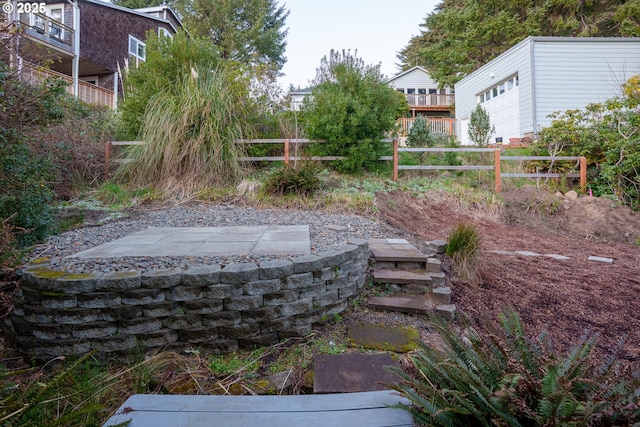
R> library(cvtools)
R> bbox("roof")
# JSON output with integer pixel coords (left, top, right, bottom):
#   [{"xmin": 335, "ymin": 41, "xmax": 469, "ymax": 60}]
[
  {"xmin": 86, "ymin": 0, "xmax": 182, "ymax": 33},
  {"xmin": 134, "ymin": 5, "xmax": 184, "ymax": 30},
  {"xmin": 386, "ymin": 66, "xmax": 431, "ymax": 84}
]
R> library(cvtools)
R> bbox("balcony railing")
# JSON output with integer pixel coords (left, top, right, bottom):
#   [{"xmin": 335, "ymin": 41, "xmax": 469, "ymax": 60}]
[
  {"xmin": 397, "ymin": 117, "xmax": 456, "ymax": 137},
  {"xmin": 20, "ymin": 65, "xmax": 115, "ymax": 109},
  {"xmin": 19, "ymin": 12, "xmax": 74, "ymax": 53},
  {"xmin": 405, "ymin": 93, "xmax": 454, "ymax": 109}
]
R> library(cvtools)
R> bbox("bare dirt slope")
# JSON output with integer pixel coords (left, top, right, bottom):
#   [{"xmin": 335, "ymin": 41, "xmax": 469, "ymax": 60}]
[{"xmin": 376, "ymin": 187, "xmax": 640, "ymax": 366}]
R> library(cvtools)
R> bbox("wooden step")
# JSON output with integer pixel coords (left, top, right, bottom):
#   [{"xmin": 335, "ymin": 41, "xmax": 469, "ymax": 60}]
[
  {"xmin": 373, "ymin": 269, "xmax": 432, "ymax": 285},
  {"xmin": 369, "ymin": 238, "xmax": 428, "ymax": 264},
  {"xmin": 368, "ymin": 294, "xmax": 455, "ymax": 320},
  {"xmin": 368, "ymin": 294, "xmax": 434, "ymax": 315}
]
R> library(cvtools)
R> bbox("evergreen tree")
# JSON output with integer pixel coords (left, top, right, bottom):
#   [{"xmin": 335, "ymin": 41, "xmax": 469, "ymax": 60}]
[{"xmin": 468, "ymin": 104, "xmax": 495, "ymax": 147}]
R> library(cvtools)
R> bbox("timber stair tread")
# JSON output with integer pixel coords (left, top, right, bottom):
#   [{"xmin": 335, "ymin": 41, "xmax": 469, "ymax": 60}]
[
  {"xmin": 367, "ymin": 238, "xmax": 455, "ymax": 321},
  {"xmin": 373, "ymin": 269, "xmax": 432, "ymax": 285}
]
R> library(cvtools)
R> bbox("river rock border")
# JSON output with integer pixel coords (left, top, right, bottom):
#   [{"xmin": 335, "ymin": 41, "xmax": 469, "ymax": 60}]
[{"xmin": 4, "ymin": 239, "xmax": 370, "ymax": 359}]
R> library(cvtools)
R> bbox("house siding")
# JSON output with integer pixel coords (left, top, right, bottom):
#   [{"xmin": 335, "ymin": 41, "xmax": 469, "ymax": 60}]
[
  {"xmin": 79, "ymin": 1, "xmax": 173, "ymax": 75},
  {"xmin": 388, "ymin": 68, "xmax": 447, "ymax": 93},
  {"xmin": 532, "ymin": 39, "xmax": 640, "ymax": 130},
  {"xmin": 455, "ymin": 38, "xmax": 532, "ymax": 144},
  {"xmin": 456, "ymin": 37, "xmax": 640, "ymax": 144}
]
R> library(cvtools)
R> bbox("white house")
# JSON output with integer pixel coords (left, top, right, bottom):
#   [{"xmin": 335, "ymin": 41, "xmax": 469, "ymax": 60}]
[
  {"xmin": 288, "ymin": 87, "xmax": 312, "ymax": 111},
  {"xmin": 454, "ymin": 37, "xmax": 640, "ymax": 145}
]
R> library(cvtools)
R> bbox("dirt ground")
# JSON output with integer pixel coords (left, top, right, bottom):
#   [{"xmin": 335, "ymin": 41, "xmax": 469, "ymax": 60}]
[{"xmin": 375, "ymin": 186, "xmax": 640, "ymax": 367}]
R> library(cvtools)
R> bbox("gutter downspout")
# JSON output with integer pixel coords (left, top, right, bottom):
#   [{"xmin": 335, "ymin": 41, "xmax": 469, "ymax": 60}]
[
  {"xmin": 70, "ymin": 0, "xmax": 80, "ymax": 98},
  {"xmin": 528, "ymin": 38, "xmax": 537, "ymax": 140}
]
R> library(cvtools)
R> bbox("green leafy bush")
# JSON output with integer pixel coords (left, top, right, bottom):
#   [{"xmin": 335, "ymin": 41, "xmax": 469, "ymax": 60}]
[
  {"xmin": 539, "ymin": 74, "xmax": 640, "ymax": 209},
  {"xmin": 302, "ymin": 50, "xmax": 407, "ymax": 173},
  {"xmin": 0, "ymin": 133, "xmax": 54, "ymax": 246},
  {"xmin": 446, "ymin": 223, "xmax": 481, "ymax": 285},
  {"xmin": 392, "ymin": 308, "xmax": 640, "ymax": 427},
  {"xmin": 263, "ymin": 162, "xmax": 322, "ymax": 196},
  {"xmin": 407, "ymin": 116, "xmax": 435, "ymax": 148}
]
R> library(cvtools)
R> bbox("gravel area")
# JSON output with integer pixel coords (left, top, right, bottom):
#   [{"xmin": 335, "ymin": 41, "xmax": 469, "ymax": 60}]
[{"xmin": 29, "ymin": 204, "xmax": 408, "ymax": 274}]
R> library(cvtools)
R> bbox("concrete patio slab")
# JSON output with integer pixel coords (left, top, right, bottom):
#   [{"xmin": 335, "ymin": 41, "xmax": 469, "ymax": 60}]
[{"xmin": 68, "ymin": 225, "xmax": 311, "ymax": 259}]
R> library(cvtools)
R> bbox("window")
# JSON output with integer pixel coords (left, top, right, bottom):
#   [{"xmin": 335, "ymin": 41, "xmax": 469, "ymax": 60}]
[
  {"xmin": 128, "ymin": 35, "xmax": 146, "ymax": 66},
  {"xmin": 406, "ymin": 88, "xmax": 415, "ymax": 94},
  {"xmin": 499, "ymin": 83, "xmax": 505, "ymax": 94},
  {"xmin": 485, "ymin": 90, "xmax": 491, "ymax": 101},
  {"xmin": 478, "ymin": 93, "xmax": 485, "ymax": 103},
  {"xmin": 396, "ymin": 88, "xmax": 405, "ymax": 94},
  {"xmin": 428, "ymin": 88, "xmax": 437, "ymax": 94},
  {"xmin": 158, "ymin": 27, "xmax": 172, "ymax": 38},
  {"xmin": 507, "ymin": 79, "xmax": 514, "ymax": 90},
  {"xmin": 418, "ymin": 88, "xmax": 427, "ymax": 95},
  {"xmin": 515, "ymin": 75, "xmax": 519, "ymax": 86},
  {"xmin": 492, "ymin": 87, "xmax": 498, "ymax": 97}
]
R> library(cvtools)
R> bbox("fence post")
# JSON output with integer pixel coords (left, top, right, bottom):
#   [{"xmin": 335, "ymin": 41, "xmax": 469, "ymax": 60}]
[
  {"xmin": 494, "ymin": 148, "xmax": 501, "ymax": 193},
  {"xmin": 105, "ymin": 141, "xmax": 112, "ymax": 177},
  {"xmin": 393, "ymin": 138, "xmax": 399, "ymax": 182},
  {"xmin": 284, "ymin": 139, "xmax": 290, "ymax": 165},
  {"xmin": 579, "ymin": 156, "xmax": 587, "ymax": 193}
]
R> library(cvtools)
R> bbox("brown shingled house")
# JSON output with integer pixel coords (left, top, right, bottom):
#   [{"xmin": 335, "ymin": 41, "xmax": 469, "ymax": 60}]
[{"xmin": 4, "ymin": 0, "xmax": 182, "ymax": 108}]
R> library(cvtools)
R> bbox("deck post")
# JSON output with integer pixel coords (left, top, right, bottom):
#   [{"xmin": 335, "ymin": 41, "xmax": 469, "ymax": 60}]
[
  {"xmin": 105, "ymin": 141, "xmax": 112, "ymax": 177},
  {"xmin": 494, "ymin": 148, "xmax": 501, "ymax": 193},
  {"xmin": 392, "ymin": 138, "xmax": 399, "ymax": 182},
  {"xmin": 284, "ymin": 139, "xmax": 290, "ymax": 165},
  {"xmin": 579, "ymin": 156, "xmax": 587, "ymax": 193}
]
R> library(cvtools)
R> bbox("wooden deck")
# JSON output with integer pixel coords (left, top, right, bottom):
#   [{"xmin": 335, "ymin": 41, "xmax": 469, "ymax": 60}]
[{"xmin": 103, "ymin": 390, "xmax": 414, "ymax": 427}]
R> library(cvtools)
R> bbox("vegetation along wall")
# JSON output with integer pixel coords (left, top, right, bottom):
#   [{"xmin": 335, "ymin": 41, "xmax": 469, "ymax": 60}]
[{"xmin": 5, "ymin": 240, "xmax": 370, "ymax": 359}]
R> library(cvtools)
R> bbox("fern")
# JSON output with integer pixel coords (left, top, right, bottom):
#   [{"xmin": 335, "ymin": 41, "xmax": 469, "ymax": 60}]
[{"xmin": 391, "ymin": 308, "xmax": 640, "ymax": 426}]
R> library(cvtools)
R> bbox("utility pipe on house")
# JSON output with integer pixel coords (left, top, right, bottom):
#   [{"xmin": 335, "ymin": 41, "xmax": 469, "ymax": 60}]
[{"xmin": 69, "ymin": 0, "xmax": 80, "ymax": 98}]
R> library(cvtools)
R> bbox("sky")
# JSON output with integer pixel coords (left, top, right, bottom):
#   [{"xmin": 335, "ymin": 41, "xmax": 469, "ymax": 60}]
[{"xmin": 278, "ymin": 0, "xmax": 440, "ymax": 90}]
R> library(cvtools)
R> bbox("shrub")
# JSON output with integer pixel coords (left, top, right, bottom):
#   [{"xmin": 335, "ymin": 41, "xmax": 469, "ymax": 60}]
[
  {"xmin": 391, "ymin": 308, "xmax": 640, "ymax": 427},
  {"xmin": 446, "ymin": 223, "xmax": 481, "ymax": 285},
  {"xmin": 263, "ymin": 162, "xmax": 322, "ymax": 196},
  {"xmin": 302, "ymin": 50, "xmax": 407, "ymax": 173},
  {"xmin": 407, "ymin": 116, "xmax": 435, "ymax": 148},
  {"xmin": 0, "ymin": 134, "xmax": 54, "ymax": 246},
  {"xmin": 468, "ymin": 104, "xmax": 495, "ymax": 147}
]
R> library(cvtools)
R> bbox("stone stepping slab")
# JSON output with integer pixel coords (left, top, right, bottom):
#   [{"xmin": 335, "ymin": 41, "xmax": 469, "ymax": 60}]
[
  {"xmin": 373, "ymin": 269, "xmax": 432, "ymax": 286},
  {"xmin": 368, "ymin": 294, "xmax": 456, "ymax": 321},
  {"xmin": 368, "ymin": 238, "xmax": 428, "ymax": 263},
  {"xmin": 368, "ymin": 294, "xmax": 434, "ymax": 316},
  {"xmin": 347, "ymin": 323, "xmax": 419, "ymax": 353},
  {"xmin": 313, "ymin": 353, "xmax": 401, "ymax": 394}
]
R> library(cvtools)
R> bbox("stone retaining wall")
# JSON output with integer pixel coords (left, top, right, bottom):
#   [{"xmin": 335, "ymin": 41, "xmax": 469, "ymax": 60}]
[{"xmin": 4, "ymin": 239, "xmax": 370, "ymax": 359}]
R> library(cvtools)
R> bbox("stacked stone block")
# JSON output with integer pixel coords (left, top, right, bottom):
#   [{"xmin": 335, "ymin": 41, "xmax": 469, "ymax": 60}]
[{"xmin": 5, "ymin": 240, "xmax": 370, "ymax": 359}]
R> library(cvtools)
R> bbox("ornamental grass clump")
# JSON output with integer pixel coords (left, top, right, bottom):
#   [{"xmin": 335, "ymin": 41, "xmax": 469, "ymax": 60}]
[
  {"xmin": 446, "ymin": 223, "xmax": 481, "ymax": 285},
  {"xmin": 391, "ymin": 308, "xmax": 640, "ymax": 427},
  {"xmin": 117, "ymin": 65, "xmax": 251, "ymax": 198}
]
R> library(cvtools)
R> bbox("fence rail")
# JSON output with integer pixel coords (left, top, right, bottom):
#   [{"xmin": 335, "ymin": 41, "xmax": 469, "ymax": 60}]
[
  {"xmin": 106, "ymin": 139, "xmax": 587, "ymax": 193},
  {"xmin": 391, "ymin": 140, "xmax": 587, "ymax": 193}
]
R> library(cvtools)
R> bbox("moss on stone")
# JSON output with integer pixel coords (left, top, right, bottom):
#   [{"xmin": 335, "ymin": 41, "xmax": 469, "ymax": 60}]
[
  {"xmin": 63, "ymin": 273, "xmax": 96, "ymax": 280},
  {"xmin": 28, "ymin": 257, "xmax": 50, "ymax": 265},
  {"xmin": 32, "ymin": 269, "xmax": 69, "ymax": 279},
  {"xmin": 40, "ymin": 291, "xmax": 67, "ymax": 297}
]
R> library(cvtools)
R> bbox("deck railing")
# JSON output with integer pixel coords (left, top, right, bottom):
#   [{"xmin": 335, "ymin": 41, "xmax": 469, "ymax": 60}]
[
  {"xmin": 405, "ymin": 93, "xmax": 454, "ymax": 108},
  {"xmin": 397, "ymin": 117, "xmax": 456, "ymax": 137},
  {"xmin": 20, "ymin": 65, "xmax": 115, "ymax": 109}
]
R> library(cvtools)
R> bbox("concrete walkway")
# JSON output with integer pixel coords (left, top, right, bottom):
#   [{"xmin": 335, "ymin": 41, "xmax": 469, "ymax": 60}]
[{"xmin": 68, "ymin": 225, "xmax": 311, "ymax": 258}]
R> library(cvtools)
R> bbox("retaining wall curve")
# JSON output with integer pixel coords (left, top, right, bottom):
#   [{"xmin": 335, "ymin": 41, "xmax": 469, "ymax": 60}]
[{"xmin": 4, "ymin": 239, "xmax": 370, "ymax": 359}]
